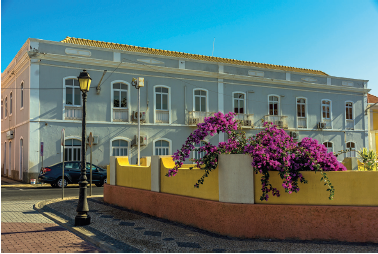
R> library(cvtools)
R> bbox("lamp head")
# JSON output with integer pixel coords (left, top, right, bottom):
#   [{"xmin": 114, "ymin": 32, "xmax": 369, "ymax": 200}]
[{"xmin": 77, "ymin": 70, "xmax": 92, "ymax": 92}]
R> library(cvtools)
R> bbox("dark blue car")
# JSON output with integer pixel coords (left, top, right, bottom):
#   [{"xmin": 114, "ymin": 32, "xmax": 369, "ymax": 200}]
[{"xmin": 38, "ymin": 161, "xmax": 107, "ymax": 188}]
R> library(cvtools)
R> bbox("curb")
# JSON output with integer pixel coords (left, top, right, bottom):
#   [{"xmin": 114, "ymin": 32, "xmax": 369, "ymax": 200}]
[
  {"xmin": 34, "ymin": 197, "xmax": 123, "ymax": 253},
  {"xmin": 2, "ymin": 184, "xmax": 80, "ymax": 188}
]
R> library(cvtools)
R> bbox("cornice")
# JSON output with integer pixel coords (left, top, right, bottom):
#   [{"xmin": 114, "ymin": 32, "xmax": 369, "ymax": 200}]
[
  {"xmin": 1, "ymin": 52, "xmax": 29, "ymax": 89},
  {"xmin": 40, "ymin": 53, "xmax": 369, "ymax": 94}
]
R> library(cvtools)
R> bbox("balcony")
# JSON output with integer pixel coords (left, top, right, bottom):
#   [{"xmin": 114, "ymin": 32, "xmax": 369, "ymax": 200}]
[
  {"xmin": 297, "ymin": 117, "xmax": 307, "ymax": 128},
  {"xmin": 346, "ymin": 120, "xmax": 354, "ymax": 130},
  {"xmin": 234, "ymin": 113, "xmax": 254, "ymax": 128},
  {"xmin": 156, "ymin": 110, "xmax": 169, "ymax": 123},
  {"xmin": 264, "ymin": 115, "xmax": 288, "ymax": 129},
  {"xmin": 188, "ymin": 111, "xmax": 215, "ymax": 125},
  {"xmin": 113, "ymin": 108, "xmax": 129, "ymax": 122},
  {"xmin": 323, "ymin": 119, "xmax": 332, "ymax": 129},
  {"xmin": 65, "ymin": 106, "xmax": 82, "ymax": 120}
]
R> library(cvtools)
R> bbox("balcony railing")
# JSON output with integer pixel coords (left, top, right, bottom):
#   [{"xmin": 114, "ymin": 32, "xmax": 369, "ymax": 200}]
[
  {"xmin": 346, "ymin": 120, "xmax": 354, "ymax": 130},
  {"xmin": 156, "ymin": 110, "xmax": 169, "ymax": 123},
  {"xmin": 323, "ymin": 119, "xmax": 332, "ymax": 129},
  {"xmin": 65, "ymin": 106, "xmax": 82, "ymax": 120},
  {"xmin": 234, "ymin": 113, "xmax": 254, "ymax": 128},
  {"xmin": 188, "ymin": 111, "xmax": 215, "ymax": 125},
  {"xmin": 264, "ymin": 115, "xmax": 288, "ymax": 129},
  {"xmin": 113, "ymin": 108, "xmax": 129, "ymax": 122},
  {"xmin": 297, "ymin": 117, "xmax": 307, "ymax": 128}
]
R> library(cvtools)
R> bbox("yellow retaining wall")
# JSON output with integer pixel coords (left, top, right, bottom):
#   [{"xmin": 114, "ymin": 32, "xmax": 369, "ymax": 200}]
[
  {"xmin": 116, "ymin": 157, "xmax": 151, "ymax": 190},
  {"xmin": 254, "ymin": 171, "xmax": 378, "ymax": 206},
  {"xmin": 160, "ymin": 157, "xmax": 219, "ymax": 201}
]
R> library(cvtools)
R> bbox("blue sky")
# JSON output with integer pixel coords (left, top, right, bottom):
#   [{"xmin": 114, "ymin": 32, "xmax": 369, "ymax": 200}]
[{"xmin": 2, "ymin": 0, "xmax": 378, "ymax": 95}]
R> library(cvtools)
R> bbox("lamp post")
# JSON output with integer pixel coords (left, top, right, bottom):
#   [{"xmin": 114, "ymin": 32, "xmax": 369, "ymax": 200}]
[
  {"xmin": 131, "ymin": 77, "xmax": 144, "ymax": 166},
  {"xmin": 75, "ymin": 69, "xmax": 92, "ymax": 226}
]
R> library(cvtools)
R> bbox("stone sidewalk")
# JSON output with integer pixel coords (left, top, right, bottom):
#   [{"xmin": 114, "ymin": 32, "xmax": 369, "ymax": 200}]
[{"xmin": 1, "ymin": 200, "xmax": 105, "ymax": 253}]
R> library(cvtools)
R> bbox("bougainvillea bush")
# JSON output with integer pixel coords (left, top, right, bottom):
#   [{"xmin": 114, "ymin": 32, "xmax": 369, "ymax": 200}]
[{"xmin": 167, "ymin": 112, "xmax": 347, "ymax": 201}]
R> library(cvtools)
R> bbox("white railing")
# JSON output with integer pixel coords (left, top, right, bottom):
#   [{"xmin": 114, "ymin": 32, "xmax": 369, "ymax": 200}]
[
  {"xmin": 65, "ymin": 106, "xmax": 82, "ymax": 120},
  {"xmin": 156, "ymin": 110, "xmax": 169, "ymax": 123},
  {"xmin": 346, "ymin": 120, "xmax": 354, "ymax": 130},
  {"xmin": 297, "ymin": 117, "xmax": 307, "ymax": 128},
  {"xmin": 264, "ymin": 115, "xmax": 288, "ymax": 128},
  {"xmin": 324, "ymin": 119, "xmax": 332, "ymax": 129},
  {"xmin": 234, "ymin": 113, "xmax": 254, "ymax": 127},
  {"xmin": 188, "ymin": 111, "xmax": 215, "ymax": 125},
  {"xmin": 113, "ymin": 108, "xmax": 129, "ymax": 122}
]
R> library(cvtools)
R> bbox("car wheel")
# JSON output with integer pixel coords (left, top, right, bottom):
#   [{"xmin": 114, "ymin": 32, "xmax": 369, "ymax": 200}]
[{"xmin": 57, "ymin": 177, "xmax": 68, "ymax": 188}]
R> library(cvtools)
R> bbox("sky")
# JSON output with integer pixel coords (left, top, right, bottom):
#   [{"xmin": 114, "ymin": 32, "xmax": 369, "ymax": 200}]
[{"xmin": 2, "ymin": 0, "xmax": 378, "ymax": 95}]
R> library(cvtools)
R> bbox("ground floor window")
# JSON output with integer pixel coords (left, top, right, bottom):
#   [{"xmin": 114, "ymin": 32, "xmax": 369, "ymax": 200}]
[
  {"xmin": 155, "ymin": 140, "xmax": 170, "ymax": 155},
  {"xmin": 346, "ymin": 142, "xmax": 356, "ymax": 157},
  {"xmin": 64, "ymin": 139, "xmax": 81, "ymax": 161},
  {"xmin": 112, "ymin": 140, "xmax": 128, "ymax": 156},
  {"xmin": 323, "ymin": 142, "xmax": 333, "ymax": 154}
]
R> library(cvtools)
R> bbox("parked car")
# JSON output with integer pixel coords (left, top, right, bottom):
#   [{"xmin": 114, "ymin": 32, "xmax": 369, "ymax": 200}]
[{"xmin": 38, "ymin": 161, "xmax": 107, "ymax": 188}]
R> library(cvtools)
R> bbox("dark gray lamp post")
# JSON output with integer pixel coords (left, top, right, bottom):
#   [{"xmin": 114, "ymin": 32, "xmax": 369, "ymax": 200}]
[{"xmin": 75, "ymin": 69, "xmax": 92, "ymax": 226}]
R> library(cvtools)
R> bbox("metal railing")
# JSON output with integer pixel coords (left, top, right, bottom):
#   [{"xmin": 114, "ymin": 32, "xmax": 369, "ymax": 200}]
[
  {"xmin": 264, "ymin": 115, "xmax": 288, "ymax": 128},
  {"xmin": 156, "ymin": 110, "xmax": 169, "ymax": 123},
  {"xmin": 188, "ymin": 111, "xmax": 215, "ymax": 125},
  {"xmin": 65, "ymin": 106, "xmax": 82, "ymax": 120},
  {"xmin": 113, "ymin": 108, "xmax": 129, "ymax": 122},
  {"xmin": 297, "ymin": 117, "xmax": 307, "ymax": 128},
  {"xmin": 234, "ymin": 113, "xmax": 254, "ymax": 127}
]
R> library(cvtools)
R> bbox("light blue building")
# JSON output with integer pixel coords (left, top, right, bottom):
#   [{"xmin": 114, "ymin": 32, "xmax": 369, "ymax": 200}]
[{"xmin": 1, "ymin": 36, "xmax": 370, "ymax": 182}]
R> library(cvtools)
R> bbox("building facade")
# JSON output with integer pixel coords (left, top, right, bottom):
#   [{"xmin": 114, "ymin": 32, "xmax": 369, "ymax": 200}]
[{"xmin": 1, "ymin": 37, "xmax": 370, "ymax": 182}]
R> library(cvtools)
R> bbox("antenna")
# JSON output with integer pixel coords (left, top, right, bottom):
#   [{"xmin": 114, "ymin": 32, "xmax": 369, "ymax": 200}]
[{"xmin": 212, "ymin": 38, "xmax": 215, "ymax": 57}]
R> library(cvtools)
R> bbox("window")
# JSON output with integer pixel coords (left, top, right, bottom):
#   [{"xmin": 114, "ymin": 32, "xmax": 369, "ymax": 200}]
[
  {"xmin": 64, "ymin": 139, "xmax": 81, "ymax": 161},
  {"xmin": 9, "ymin": 92, "xmax": 12, "ymax": 115},
  {"xmin": 5, "ymin": 97, "xmax": 7, "ymax": 118},
  {"xmin": 19, "ymin": 138, "xmax": 23, "ymax": 176},
  {"xmin": 3, "ymin": 142, "xmax": 6, "ymax": 175},
  {"xmin": 269, "ymin": 96, "xmax": 279, "ymax": 116},
  {"xmin": 296, "ymin": 98, "xmax": 307, "ymax": 128},
  {"xmin": 322, "ymin": 100, "xmax": 331, "ymax": 119},
  {"xmin": 346, "ymin": 142, "xmax": 356, "ymax": 157},
  {"xmin": 194, "ymin": 90, "xmax": 207, "ymax": 112},
  {"xmin": 233, "ymin": 93, "xmax": 245, "ymax": 114},
  {"xmin": 154, "ymin": 140, "xmax": 170, "ymax": 155},
  {"xmin": 65, "ymin": 79, "xmax": 81, "ymax": 106},
  {"xmin": 20, "ymin": 82, "xmax": 24, "ymax": 108},
  {"xmin": 1, "ymin": 100, "xmax": 3, "ymax": 119},
  {"xmin": 113, "ymin": 83, "xmax": 128, "ymax": 108},
  {"xmin": 323, "ymin": 142, "xmax": 333, "ymax": 154},
  {"xmin": 345, "ymin": 102, "xmax": 354, "ymax": 130},
  {"xmin": 112, "ymin": 140, "xmax": 128, "ymax": 156},
  {"xmin": 155, "ymin": 86, "xmax": 170, "ymax": 123},
  {"xmin": 193, "ymin": 141, "xmax": 207, "ymax": 161}
]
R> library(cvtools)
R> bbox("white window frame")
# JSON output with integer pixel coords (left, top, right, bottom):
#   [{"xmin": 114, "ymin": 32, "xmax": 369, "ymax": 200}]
[
  {"xmin": 153, "ymin": 85, "xmax": 171, "ymax": 124},
  {"xmin": 323, "ymin": 141, "xmax": 333, "ymax": 154},
  {"xmin": 111, "ymin": 80, "xmax": 130, "ymax": 122},
  {"xmin": 61, "ymin": 136, "xmax": 82, "ymax": 162},
  {"xmin": 321, "ymin": 99, "xmax": 332, "ymax": 129},
  {"xmin": 345, "ymin": 100, "xmax": 355, "ymax": 130},
  {"xmin": 9, "ymin": 92, "xmax": 12, "ymax": 116},
  {"xmin": 296, "ymin": 97, "xmax": 308, "ymax": 129},
  {"xmin": 109, "ymin": 137, "xmax": 131, "ymax": 157},
  {"xmin": 63, "ymin": 76, "xmax": 82, "ymax": 120},
  {"xmin": 20, "ymin": 81, "xmax": 24, "ymax": 110},
  {"xmin": 193, "ymin": 140, "xmax": 208, "ymax": 162},
  {"xmin": 268, "ymin": 94, "xmax": 280, "ymax": 116},
  {"xmin": 153, "ymin": 138, "xmax": 172, "ymax": 155},
  {"xmin": 232, "ymin": 91, "xmax": 246, "ymax": 114},
  {"xmin": 193, "ymin": 88, "xmax": 209, "ymax": 112},
  {"xmin": 346, "ymin": 141, "xmax": 356, "ymax": 158}
]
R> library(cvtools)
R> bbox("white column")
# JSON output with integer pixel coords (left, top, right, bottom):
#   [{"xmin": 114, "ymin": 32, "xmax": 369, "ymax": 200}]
[
  {"xmin": 29, "ymin": 60, "xmax": 40, "ymax": 175},
  {"xmin": 363, "ymin": 94, "xmax": 369, "ymax": 149}
]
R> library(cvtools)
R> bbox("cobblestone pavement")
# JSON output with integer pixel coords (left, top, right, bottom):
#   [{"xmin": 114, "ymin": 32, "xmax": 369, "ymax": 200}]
[
  {"xmin": 40, "ymin": 197, "xmax": 378, "ymax": 253},
  {"xmin": 1, "ymin": 200, "xmax": 105, "ymax": 253}
]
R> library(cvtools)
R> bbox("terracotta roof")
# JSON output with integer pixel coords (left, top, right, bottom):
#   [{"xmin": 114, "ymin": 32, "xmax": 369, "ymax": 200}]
[
  {"xmin": 61, "ymin": 36, "xmax": 328, "ymax": 76},
  {"xmin": 368, "ymin": 93, "xmax": 378, "ymax": 104}
]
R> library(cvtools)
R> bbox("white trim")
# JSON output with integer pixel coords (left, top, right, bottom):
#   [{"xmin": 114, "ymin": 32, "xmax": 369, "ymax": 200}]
[
  {"xmin": 153, "ymin": 138, "xmax": 172, "ymax": 155},
  {"xmin": 322, "ymin": 141, "xmax": 334, "ymax": 154},
  {"xmin": 232, "ymin": 91, "xmax": 246, "ymax": 114},
  {"xmin": 20, "ymin": 81, "xmax": 24, "ymax": 110},
  {"xmin": 345, "ymin": 141, "xmax": 356, "ymax": 158},
  {"xmin": 321, "ymin": 99, "xmax": 333, "ymax": 129},
  {"xmin": 345, "ymin": 100, "xmax": 355, "ymax": 130},
  {"xmin": 62, "ymin": 76, "xmax": 80, "ymax": 120},
  {"xmin": 218, "ymin": 79, "xmax": 224, "ymax": 113},
  {"xmin": 153, "ymin": 85, "xmax": 171, "ymax": 124},
  {"xmin": 9, "ymin": 92, "xmax": 13, "ymax": 116},
  {"xmin": 192, "ymin": 140, "xmax": 208, "ymax": 161},
  {"xmin": 4, "ymin": 96, "xmax": 8, "ymax": 119},
  {"xmin": 109, "ymin": 137, "xmax": 132, "ymax": 157},
  {"xmin": 110, "ymin": 80, "xmax": 131, "ymax": 123},
  {"xmin": 1, "ymin": 99, "xmax": 3, "ymax": 120},
  {"xmin": 296, "ymin": 97, "xmax": 308, "ymax": 129},
  {"xmin": 60, "ymin": 136, "xmax": 81, "ymax": 162},
  {"xmin": 193, "ymin": 88, "xmax": 209, "ymax": 112},
  {"xmin": 268, "ymin": 94, "xmax": 280, "ymax": 116}
]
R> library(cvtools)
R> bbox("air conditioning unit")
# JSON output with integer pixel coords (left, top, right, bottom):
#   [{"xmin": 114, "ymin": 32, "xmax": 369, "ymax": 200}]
[
  {"xmin": 276, "ymin": 121, "xmax": 284, "ymax": 128},
  {"xmin": 189, "ymin": 118, "xmax": 199, "ymax": 125},
  {"xmin": 86, "ymin": 135, "xmax": 99, "ymax": 145},
  {"xmin": 134, "ymin": 135, "xmax": 147, "ymax": 146},
  {"xmin": 318, "ymin": 122, "xmax": 326, "ymax": 129},
  {"xmin": 290, "ymin": 131, "xmax": 299, "ymax": 140},
  {"xmin": 132, "ymin": 111, "xmax": 146, "ymax": 122},
  {"xmin": 244, "ymin": 120, "xmax": 253, "ymax": 127},
  {"xmin": 6, "ymin": 130, "xmax": 14, "ymax": 140}
]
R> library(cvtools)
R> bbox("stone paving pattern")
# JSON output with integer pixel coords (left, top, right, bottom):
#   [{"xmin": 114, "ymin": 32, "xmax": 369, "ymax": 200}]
[
  {"xmin": 1, "ymin": 200, "xmax": 104, "ymax": 253},
  {"xmin": 45, "ymin": 197, "xmax": 378, "ymax": 253}
]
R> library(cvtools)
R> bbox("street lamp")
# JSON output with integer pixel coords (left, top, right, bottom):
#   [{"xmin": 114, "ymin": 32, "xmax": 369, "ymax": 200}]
[{"xmin": 75, "ymin": 69, "xmax": 92, "ymax": 226}]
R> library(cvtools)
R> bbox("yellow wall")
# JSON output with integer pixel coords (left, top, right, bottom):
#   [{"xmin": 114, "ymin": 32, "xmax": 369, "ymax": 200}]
[
  {"xmin": 254, "ymin": 171, "xmax": 378, "ymax": 206},
  {"xmin": 373, "ymin": 112, "xmax": 378, "ymax": 130},
  {"xmin": 160, "ymin": 157, "xmax": 219, "ymax": 201},
  {"xmin": 116, "ymin": 157, "xmax": 151, "ymax": 190}
]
